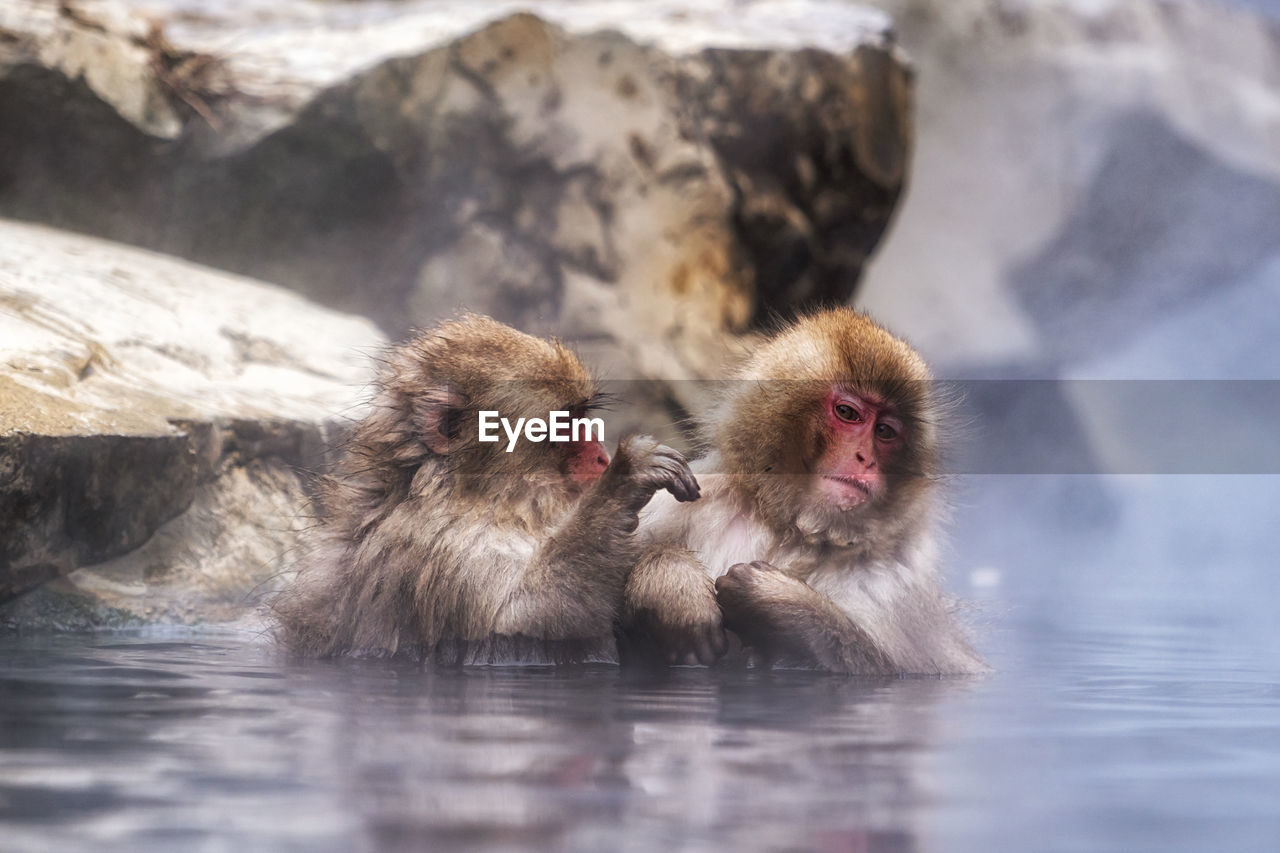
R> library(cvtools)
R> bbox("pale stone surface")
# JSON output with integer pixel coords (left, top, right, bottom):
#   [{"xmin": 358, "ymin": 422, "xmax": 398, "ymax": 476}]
[
  {"xmin": 0, "ymin": 220, "xmax": 382, "ymax": 434},
  {"xmin": 0, "ymin": 220, "xmax": 386, "ymax": 623},
  {"xmin": 0, "ymin": 0, "xmax": 185, "ymax": 138},
  {"xmin": 120, "ymin": 0, "xmax": 895, "ymax": 113},
  {"xmin": 859, "ymin": 0, "xmax": 1280, "ymax": 375}
]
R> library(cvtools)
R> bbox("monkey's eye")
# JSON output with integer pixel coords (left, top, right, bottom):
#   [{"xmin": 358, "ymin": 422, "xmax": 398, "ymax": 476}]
[
  {"xmin": 834, "ymin": 403, "xmax": 861, "ymax": 423},
  {"xmin": 875, "ymin": 422, "xmax": 899, "ymax": 441}
]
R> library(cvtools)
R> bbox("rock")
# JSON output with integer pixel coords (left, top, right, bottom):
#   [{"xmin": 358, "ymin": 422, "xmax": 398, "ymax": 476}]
[
  {"xmin": 0, "ymin": 0, "xmax": 185, "ymax": 139},
  {"xmin": 858, "ymin": 0, "xmax": 1280, "ymax": 376},
  {"xmin": 1008, "ymin": 110, "xmax": 1280, "ymax": 367},
  {"xmin": 0, "ymin": 1, "xmax": 912, "ymax": 406},
  {"xmin": 676, "ymin": 43, "xmax": 912, "ymax": 321},
  {"xmin": 0, "ymin": 219, "xmax": 386, "ymax": 627}
]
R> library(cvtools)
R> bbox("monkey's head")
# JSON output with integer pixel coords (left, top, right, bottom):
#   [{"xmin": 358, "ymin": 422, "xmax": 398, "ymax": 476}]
[
  {"xmin": 357, "ymin": 314, "xmax": 610, "ymax": 506},
  {"xmin": 712, "ymin": 308, "xmax": 939, "ymax": 552}
]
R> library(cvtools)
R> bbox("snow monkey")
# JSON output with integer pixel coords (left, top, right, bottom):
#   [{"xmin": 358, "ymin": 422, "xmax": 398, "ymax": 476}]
[
  {"xmin": 274, "ymin": 314, "xmax": 700, "ymax": 664},
  {"xmin": 619, "ymin": 308, "xmax": 986, "ymax": 675}
]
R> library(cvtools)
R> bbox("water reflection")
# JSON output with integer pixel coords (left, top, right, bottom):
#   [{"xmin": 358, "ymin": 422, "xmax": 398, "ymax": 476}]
[{"xmin": 0, "ymin": 636, "xmax": 972, "ymax": 852}]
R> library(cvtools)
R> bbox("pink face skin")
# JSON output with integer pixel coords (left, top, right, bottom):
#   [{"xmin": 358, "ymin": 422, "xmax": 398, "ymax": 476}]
[
  {"xmin": 557, "ymin": 403, "xmax": 611, "ymax": 485},
  {"xmin": 564, "ymin": 438, "xmax": 611, "ymax": 484},
  {"xmin": 812, "ymin": 387, "xmax": 904, "ymax": 510}
]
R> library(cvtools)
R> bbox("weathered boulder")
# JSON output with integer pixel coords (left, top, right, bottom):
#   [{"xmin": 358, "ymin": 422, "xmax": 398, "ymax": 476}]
[
  {"xmin": 0, "ymin": 219, "xmax": 385, "ymax": 628},
  {"xmin": 0, "ymin": 0, "xmax": 912, "ymax": 401},
  {"xmin": 861, "ymin": 0, "xmax": 1280, "ymax": 376}
]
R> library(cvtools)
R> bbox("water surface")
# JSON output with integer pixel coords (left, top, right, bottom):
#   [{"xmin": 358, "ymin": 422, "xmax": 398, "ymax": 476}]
[{"xmin": 2, "ymin": 475, "xmax": 1278, "ymax": 852}]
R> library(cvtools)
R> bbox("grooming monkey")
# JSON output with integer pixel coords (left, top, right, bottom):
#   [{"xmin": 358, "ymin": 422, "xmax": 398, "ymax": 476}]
[
  {"xmin": 274, "ymin": 314, "xmax": 699, "ymax": 664},
  {"xmin": 620, "ymin": 308, "xmax": 986, "ymax": 675}
]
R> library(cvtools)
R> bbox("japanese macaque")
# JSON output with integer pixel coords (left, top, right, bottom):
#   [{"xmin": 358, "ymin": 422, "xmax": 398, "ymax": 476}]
[
  {"xmin": 274, "ymin": 314, "xmax": 699, "ymax": 664},
  {"xmin": 620, "ymin": 308, "xmax": 986, "ymax": 675}
]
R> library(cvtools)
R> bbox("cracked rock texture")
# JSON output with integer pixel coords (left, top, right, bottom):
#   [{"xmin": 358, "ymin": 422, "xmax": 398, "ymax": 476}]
[
  {"xmin": 0, "ymin": 220, "xmax": 384, "ymax": 627},
  {"xmin": 0, "ymin": 0, "xmax": 911, "ymax": 390}
]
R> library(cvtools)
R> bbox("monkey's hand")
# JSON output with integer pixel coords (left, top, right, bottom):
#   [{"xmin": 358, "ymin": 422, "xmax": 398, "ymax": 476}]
[
  {"xmin": 542, "ymin": 438, "xmax": 699, "ymax": 591},
  {"xmin": 715, "ymin": 562, "xmax": 811, "ymax": 654},
  {"xmin": 620, "ymin": 547, "xmax": 727, "ymax": 666},
  {"xmin": 715, "ymin": 561, "xmax": 894, "ymax": 674},
  {"xmin": 605, "ymin": 435, "xmax": 701, "ymax": 511}
]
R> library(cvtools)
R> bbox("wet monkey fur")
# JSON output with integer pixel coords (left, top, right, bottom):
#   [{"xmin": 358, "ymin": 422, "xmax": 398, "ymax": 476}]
[
  {"xmin": 621, "ymin": 308, "xmax": 986, "ymax": 675},
  {"xmin": 274, "ymin": 314, "xmax": 699, "ymax": 664}
]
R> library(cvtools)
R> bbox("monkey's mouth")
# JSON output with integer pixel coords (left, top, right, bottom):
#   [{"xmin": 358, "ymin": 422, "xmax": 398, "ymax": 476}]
[
  {"xmin": 822, "ymin": 475, "xmax": 874, "ymax": 508},
  {"xmin": 824, "ymin": 475, "xmax": 871, "ymax": 494}
]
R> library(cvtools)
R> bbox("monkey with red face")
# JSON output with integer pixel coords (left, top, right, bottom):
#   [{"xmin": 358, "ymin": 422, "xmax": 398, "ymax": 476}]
[
  {"xmin": 275, "ymin": 314, "xmax": 699, "ymax": 664},
  {"xmin": 620, "ymin": 308, "xmax": 986, "ymax": 675}
]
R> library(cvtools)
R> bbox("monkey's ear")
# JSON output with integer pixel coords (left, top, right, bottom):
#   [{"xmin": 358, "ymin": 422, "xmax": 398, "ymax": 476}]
[{"xmin": 413, "ymin": 386, "xmax": 467, "ymax": 455}]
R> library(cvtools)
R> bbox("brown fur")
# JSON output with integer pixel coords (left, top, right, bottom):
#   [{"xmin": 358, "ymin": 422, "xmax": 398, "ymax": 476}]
[
  {"xmin": 620, "ymin": 547, "xmax": 726, "ymax": 666},
  {"xmin": 622, "ymin": 308, "xmax": 987, "ymax": 675},
  {"xmin": 273, "ymin": 314, "xmax": 698, "ymax": 664}
]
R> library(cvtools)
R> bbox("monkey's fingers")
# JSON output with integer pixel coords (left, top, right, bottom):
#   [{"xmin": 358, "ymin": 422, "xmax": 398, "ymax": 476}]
[
  {"xmin": 711, "ymin": 624, "xmax": 729, "ymax": 656},
  {"xmin": 650, "ymin": 614, "xmax": 725, "ymax": 666},
  {"xmin": 664, "ymin": 452, "xmax": 701, "ymax": 502},
  {"xmin": 697, "ymin": 624, "xmax": 729, "ymax": 664},
  {"xmin": 649, "ymin": 444, "xmax": 700, "ymax": 502},
  {"xmin": 667, "ymin": 464, "xmax": 701, "ymax": 502},
  {"xmin": 665, "ymin": 625, "xmax": 728, "ymax": 666},
  {"xmin": 715, "ymin": 564, "xmax": 774, "ymax": 634}
]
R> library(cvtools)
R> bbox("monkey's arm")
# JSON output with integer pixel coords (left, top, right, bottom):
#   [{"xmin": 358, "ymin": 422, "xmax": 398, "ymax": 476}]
[
  {"xmin": 714, "ymin": 561, "xmax": 895, "ymax": 675},
  {"xmin": 618, "ymin": 546, "xmax": 727, "ymax": 666},
  {"xmin": 498, "ymin": 436, "xmax": 699, "ymax": 638}
]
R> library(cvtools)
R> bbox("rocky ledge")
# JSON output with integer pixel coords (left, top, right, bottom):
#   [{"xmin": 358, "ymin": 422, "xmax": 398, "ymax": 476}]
[
  {"xmin": 0, "ymin": 220, "xmax": 384, "ymax": 628},
  {"xmin": 0, "ymin": 0, "xmax": 912, "ymax": 384}
]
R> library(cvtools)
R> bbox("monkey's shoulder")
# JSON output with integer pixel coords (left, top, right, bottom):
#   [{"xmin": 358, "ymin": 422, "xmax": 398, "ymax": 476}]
[{"xmin": 638, "ymin": 482, "xmax": 753, "ymax": 546}]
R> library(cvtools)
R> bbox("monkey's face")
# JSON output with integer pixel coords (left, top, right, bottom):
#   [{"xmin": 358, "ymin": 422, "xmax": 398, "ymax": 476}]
[
  {"xmin": 723, "ymin": 381, "xmax": 910, "ymax": 534},
  {"xmin": 713, "ymin": 308, "xmax": 938, "ymax": 549},
  {"xmin": 471, "ymin": 389, "xmax": 612, "ymax": 501},
  {"xmin": 808, "ymin": 387, "xmax": 904, "ymax": 512},
  {"xmin": 557, "ymin": 403, "xmax": 611, "ymax": 486}
]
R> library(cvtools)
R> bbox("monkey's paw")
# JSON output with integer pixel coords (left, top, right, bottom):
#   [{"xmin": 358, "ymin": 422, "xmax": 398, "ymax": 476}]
[
  {"xmin": 624, "ymin": 599, "xmax": 727, "ymax": 667},
  {"xmin": 613, "ymin": 435, "xmax": 700, "ymax": 504},
  {"xmin": 715, "ymin": 561, "xmax": 812, "ymax": 646}
]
